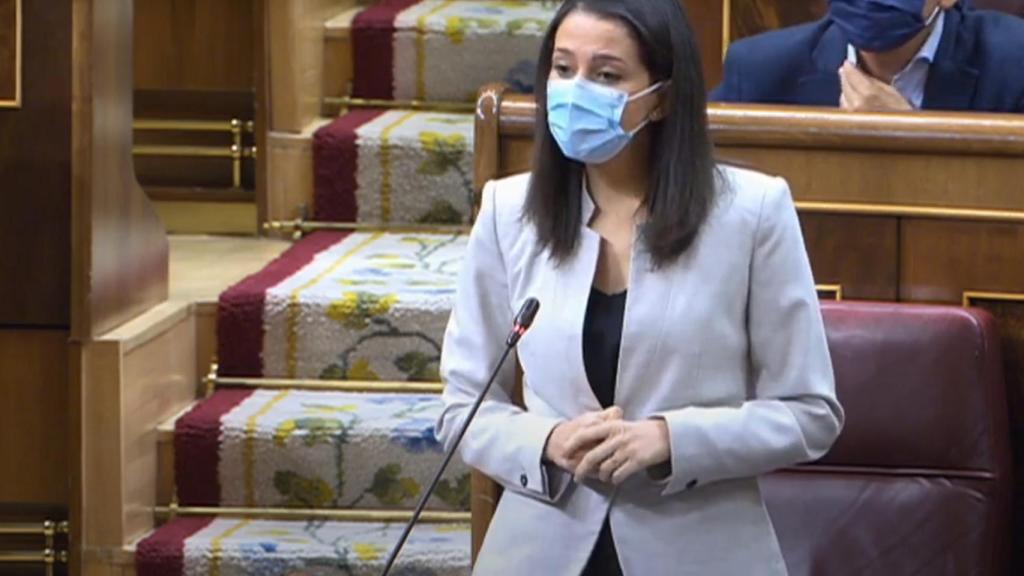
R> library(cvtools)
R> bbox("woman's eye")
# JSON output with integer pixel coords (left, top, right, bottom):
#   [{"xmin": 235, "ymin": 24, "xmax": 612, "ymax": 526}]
[
  {"xmin": 553, "ymin": 64, "xmax": 572, "ymax": 77},
  {"xmin": 596, "ymin": 71, "xmax": 622, "ymax": 84}
]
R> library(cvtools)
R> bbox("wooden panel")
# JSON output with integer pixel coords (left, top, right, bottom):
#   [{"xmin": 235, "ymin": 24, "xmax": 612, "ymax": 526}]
[
  {"xmin": 799, "ymin": 214, "xmax": 899, "ymax": 301},
  {"xmin": 730, "ymin": 0, "xmax": 825, "ymax": 44},
  {"xmin": 498, "ymin": 138, "xmax": 534, "ymax": 180},
  {"xmin": 134, "ymin": 0, "xmax": 254, "ymax": 92},
  {"xmin": 0, "ymin": 330, "xmax": 69, "ymax": 505},
  {"xmin": 709, "ymin": 105, "xmax": 1024, "ymax": 155},
  {"xmin": 79, "ymin": 303, "xmax": 197, "ymax": 548},
  {"xmin": 0, "ymin": 0, "xmax": 19, "ymax": 106},
  {"xmin": 718, "ymin": 148, "xmax": 1024, "ymax": 213},
  {"xmin": 900, "ymin": 219, "xmax": 1024, "ymax": 304},
  {"xmin": 71, "ymin": 0, "xmax": 168, "ymax": 339},
  {"xmin": 119, "ymin": 307, "xmax": 197, "ymax": 543},
  {"xmin": 154, "ymin": 200, "xmax": 257, "ymax": 235},
  {"xmin": 268, "ymin": 0, "xmax": 354, "ymax": 133},
  {"xmin": 266, "ymin": 128, "xmax": 317, "ymax": 222},
  {"xmin": 681, "ymin": 0, "xmax": 724, "ymax": 90},
  {"xmin": 0, "ymin": 0, "xmax": 71, "ymax": 326},
  {"xmin": 253, "ymin": 0, "xmax": 268, "ymax": 225}
]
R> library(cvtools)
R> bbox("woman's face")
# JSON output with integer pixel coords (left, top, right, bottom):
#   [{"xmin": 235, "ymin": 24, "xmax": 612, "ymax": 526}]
[{"xmin": 549, "ymin": 10, "xmax": 662, "ymax": 133}]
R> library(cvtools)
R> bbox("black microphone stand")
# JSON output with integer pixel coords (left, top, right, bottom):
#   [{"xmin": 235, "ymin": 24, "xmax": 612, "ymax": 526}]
[{"xmin": 379, "ymin": 298, "xmax": 540, "ymax": 576}]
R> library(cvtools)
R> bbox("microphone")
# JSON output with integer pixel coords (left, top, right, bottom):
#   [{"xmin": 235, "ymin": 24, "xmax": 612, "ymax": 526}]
[{"xmin": 379, "ymin": 298, "xmax": 541, "ymax": 576}]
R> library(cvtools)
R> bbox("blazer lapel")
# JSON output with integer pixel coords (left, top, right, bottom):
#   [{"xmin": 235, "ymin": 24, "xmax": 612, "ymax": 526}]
[
  {"xmin": 922, "ymin": 6, "xmax": 979, "ymax": 110},
  {"xmin": 613, "ymin": 227, "xmax": 677, "ymax": 417},
  {"xmin": 795, "ymin": 23, "xmax": 846, "ymax": 107}
]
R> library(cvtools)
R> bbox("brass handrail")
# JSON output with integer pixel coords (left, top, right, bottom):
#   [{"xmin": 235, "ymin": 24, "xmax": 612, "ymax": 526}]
[
  {"xmin": 134, "ymin": 119, "xmax": 255, "ymax": 133},
  {"xmin": 0, "ymin": 521, "xmax": 69, "ymax": 576},
  {"xmin": 0, "ymin": 521, "xmax": 69, "ymax": 536},
  {"xmin": 132, "ymin": 117, "xmax": 257, "ymax": 188},
  {"xmin": 134, "ymin": 145, "xmax": 238, "ymax": 159},
  {"xmin": 155, "ymin": 504, "xmax": 470, "ymax": 524},
  {"xmin": 795, "ymin": 201, "xmax": 1024, "ymax": 224},
  {"xmin": 324, "ymin": 96, "xmax": 476, "ymax": 114},
  {"xmin": 0, "ymin": 550, "xmax": 68, "ymax": 563}
]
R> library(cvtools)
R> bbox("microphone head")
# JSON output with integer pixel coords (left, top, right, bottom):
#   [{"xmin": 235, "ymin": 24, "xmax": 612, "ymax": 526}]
[
  {"xmin": 506, "ymin": 298, "xmax": 540, "ymax": 347},
  {"xmin": 514, "ymin": 298, "xmax": 541, "ymax": 330}
]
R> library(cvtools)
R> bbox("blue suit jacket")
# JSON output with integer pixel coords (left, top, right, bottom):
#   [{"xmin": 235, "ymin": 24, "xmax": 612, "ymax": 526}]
[{"xmin": 711, "ymin": 5, "xmax": 1024, "ymax": 112}]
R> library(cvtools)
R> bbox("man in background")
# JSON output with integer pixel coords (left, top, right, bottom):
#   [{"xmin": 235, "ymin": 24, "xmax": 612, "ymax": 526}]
[{"xmin": 711, "ymin": 0, "xmax": 1024, "ymax": 112}]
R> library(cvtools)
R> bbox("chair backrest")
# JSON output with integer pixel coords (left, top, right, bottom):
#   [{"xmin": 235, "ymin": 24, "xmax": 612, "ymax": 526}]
[{"xmin": 762, "ymin": 301, "xmax": 1011, "ymax": 575}]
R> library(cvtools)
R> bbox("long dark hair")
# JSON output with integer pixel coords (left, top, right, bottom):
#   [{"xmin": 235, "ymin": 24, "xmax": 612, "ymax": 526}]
[{"xmin": 524, "ymin": 0, "xmax": 718, "ymax": 268}]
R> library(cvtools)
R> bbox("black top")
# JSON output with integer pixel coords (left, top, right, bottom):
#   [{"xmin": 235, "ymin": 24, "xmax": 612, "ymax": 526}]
[
  {"xmin": 582, "ymin": 288, "xmax": 626, "ymax": 409},
  {"xmin": 581, "ymin": 288, "xmax": 627, "ymax": 576}
]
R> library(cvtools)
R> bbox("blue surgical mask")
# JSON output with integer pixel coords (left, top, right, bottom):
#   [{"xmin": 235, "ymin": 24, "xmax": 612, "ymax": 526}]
[
  {"xmin": 829, "ymin": 0, "xmax": 940, "ymax": 53},
  {"xmin": 546, "ymin": 77, "xmax": 666, "ymax": 165}
]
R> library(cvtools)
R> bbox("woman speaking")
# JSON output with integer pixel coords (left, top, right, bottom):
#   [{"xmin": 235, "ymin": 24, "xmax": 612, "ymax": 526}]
[{"xmin": 436, "ymin": 0, "xmax": 844, "ymax": 574}]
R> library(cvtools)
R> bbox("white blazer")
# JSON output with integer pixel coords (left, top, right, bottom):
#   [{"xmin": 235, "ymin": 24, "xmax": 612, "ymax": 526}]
[{"xmin": 436, "ymin": 166, "xmax": 844, "ymax": 575}]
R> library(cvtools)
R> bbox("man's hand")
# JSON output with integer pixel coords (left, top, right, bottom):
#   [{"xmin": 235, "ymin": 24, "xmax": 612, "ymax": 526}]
[
  {"xmin": 839, "ymin": 62, "xmax": 913, "ymax": 112},
  {"xmin": 544, "ymin": 406, "xmax": 623, "ymax": 473},
  {"xmin": 566, "ymin": 418, "xmax": 671, "ymax": 486}
]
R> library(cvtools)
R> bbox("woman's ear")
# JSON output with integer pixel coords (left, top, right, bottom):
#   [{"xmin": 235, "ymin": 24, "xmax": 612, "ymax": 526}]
[{"xmin": 652, "ymin": 82, "xmax": 673, "ymax": 121}]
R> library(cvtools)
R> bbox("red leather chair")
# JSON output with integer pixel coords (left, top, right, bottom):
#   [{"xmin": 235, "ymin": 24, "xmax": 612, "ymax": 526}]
[{"xmin": 763, "ymin": 302, "xmax": 1012, "ymax": 575}]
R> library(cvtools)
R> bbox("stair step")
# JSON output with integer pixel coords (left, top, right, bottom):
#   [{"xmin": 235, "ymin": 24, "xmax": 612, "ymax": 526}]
[
  {"xmin": 218, "ymin": 230, "xmax": 464, "ymax": 380},
  {"xmin": 136, "ymin": 516, "xmax": 471, "ymax": 575},
  {"xmin": 313, "ymin": 108, "xmax": 475, "ymax": 225},
  {"xmin": 328, "ymin": 0, "xmax": 556, "ymax": 103},
  {"xmin": 156, "ymin": 382, "xmax": 447, "ymax": 506},
  {"xmin": 174, "ymin": 388, "xmax": 470, "ymax": 512}
]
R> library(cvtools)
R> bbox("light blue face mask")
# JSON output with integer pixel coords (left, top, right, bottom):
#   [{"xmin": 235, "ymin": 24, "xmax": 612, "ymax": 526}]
[{"xmin": 547, "ymin": 77, "xmax": 666, "ymax": 165}]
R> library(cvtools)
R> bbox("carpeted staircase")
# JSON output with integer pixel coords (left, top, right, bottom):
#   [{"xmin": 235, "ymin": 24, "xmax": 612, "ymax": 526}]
[{"xmin": 135, "ymin": 1, "xmax": 556, "ymax": 574}]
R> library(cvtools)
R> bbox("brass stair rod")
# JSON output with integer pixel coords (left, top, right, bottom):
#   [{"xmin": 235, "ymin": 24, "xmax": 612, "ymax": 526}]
[
  {"xmin": 263, "ymin": 220, "xmax": 471, "ymax": 235},
  {"xmin": 213, "ymin": 376, "xmax": 445, "ymax": 394},
  {"xmin": 155, "ymin": 505, "xmax": 469, "ymax": 524}
]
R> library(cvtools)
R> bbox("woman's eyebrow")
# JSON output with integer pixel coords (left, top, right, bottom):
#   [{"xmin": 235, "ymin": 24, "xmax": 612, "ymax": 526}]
[{"xmin": 591, "ymin": 53, "xmax": 626, "ymax": 65}]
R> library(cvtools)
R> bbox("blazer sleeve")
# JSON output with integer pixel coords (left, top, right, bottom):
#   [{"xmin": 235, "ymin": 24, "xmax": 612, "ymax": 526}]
[
  {"xmin": 435, "ymin": 180, "xmax": 568, "ymax": 504},
  {"xmin": 655, "ymin": 178, "xmax": 844, "ymax": 496}
]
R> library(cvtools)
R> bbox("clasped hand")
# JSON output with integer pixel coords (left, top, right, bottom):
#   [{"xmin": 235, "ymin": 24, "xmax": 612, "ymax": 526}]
[
  {"xmin": 839, "ymin": 61, "xmax": 913, "ymax": 112},
  {"xmin": 544, "ymin": 406, "xmax": 671, "ymax": 486}
]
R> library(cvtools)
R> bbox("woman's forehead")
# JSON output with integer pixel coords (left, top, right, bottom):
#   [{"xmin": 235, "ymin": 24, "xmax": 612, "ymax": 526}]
[{"xmin": 553, "ymin": 11, "xmax": 642, "ymax": 63}]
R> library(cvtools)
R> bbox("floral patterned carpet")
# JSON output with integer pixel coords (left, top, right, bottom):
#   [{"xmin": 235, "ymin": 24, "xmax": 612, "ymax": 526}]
[
  {"xmin": 217, "ymin": 231, "xmax": 464, "ymax": 380},
  {"xmin": 174, "ymin": 389, "xmax": 470, "ymax": 511},
  {"xmin": 136, "ymin": 517, "xmax": 471, "ymax": 576}
]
